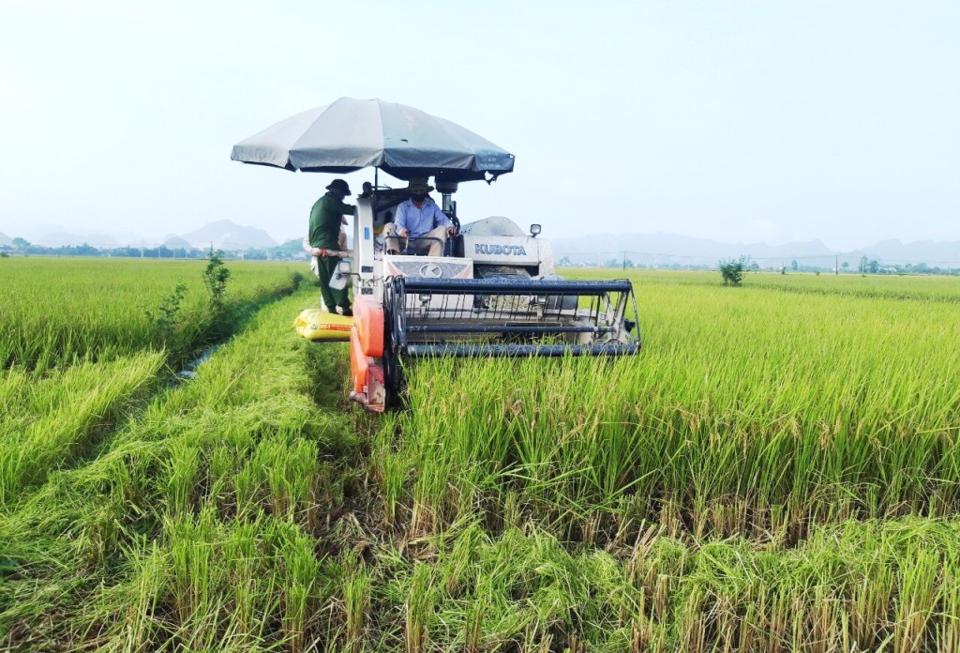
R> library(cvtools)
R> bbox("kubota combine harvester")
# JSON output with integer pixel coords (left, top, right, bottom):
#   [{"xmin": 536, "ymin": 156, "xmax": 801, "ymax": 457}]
[{"xmin": 231, "ymin": 98, "xmax": 640, "ymax": 411}]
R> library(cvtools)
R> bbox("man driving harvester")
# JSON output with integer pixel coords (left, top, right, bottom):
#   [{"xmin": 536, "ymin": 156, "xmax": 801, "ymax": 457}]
[
  {"xmin": 308, "ymin": 178, "xmax": 355, "ymax": 316},
  {"xmin": 384, "ymin": 178, "xmax": 456, "ymax": 255}
]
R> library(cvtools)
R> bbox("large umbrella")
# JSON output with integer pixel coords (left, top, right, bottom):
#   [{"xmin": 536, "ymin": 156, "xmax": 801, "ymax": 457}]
[{"xmin": 230, "ymin": 97, "xmax": 515, "ymax": 183}]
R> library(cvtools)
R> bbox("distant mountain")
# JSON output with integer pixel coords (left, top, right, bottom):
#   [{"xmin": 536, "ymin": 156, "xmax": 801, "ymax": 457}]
[
  {"xmin": 550, "ymin": 232, "xmax": 960, "ymax": 267},
  {"xmin": 273, "ymin": 238, "xmax": 309, "ymax": 256},
  {"xmin": 36, "ymin": 232, "xmax": 118, "ymax": 248},
  {"xmin": 15, "ymin": 221, "xmax": 960, "ymax": 267},
  {"xmin": 552, "ymin": 232, "xmax": 836, "ymax": 266},
  {"xmin": 181, "ymin": 220, "xmax": 276, "ymax": 250},
  {"xmin": 852, "ymin": 239, "xmax": 960, "ymax": 266},
  {"xmin": 28, "ymin": 221, "xmax": 280, "ymax": 251},
  {"xmin": 0, "ymin": 232, "xmax": 11, "ymax": 246},
  {"xmin": 162, "ymin": 234, "xmax": 194, "ymax": 249}
]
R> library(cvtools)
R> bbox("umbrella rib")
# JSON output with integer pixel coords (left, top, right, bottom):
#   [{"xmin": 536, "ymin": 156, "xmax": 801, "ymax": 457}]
[{"xmin": 375, "ymin": 98, "xmax": 386, "ymax": 167}]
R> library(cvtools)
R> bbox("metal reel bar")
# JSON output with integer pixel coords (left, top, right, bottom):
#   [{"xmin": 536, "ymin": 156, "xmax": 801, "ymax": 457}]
[
  {"xmin": 405, "ymin": 341, "xmax": 639, "ymax": 358},
  {"xmin": 386, "ymin": 276, "xmax": 640, "ymax": 356},
  {"xmin": 402, "ymin": 278, "xmax": 635, "ymax": 294}
]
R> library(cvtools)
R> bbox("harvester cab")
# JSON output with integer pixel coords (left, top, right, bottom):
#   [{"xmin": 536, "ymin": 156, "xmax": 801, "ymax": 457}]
[{"xmin": 230, "ymin": 97, "xmax": 641, "ymax": 412}]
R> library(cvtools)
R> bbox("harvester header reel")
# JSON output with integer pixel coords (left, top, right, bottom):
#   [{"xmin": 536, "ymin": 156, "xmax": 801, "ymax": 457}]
[{"xmin": 385, "ymin": 277, "xmax": 640, "ymax": 358}]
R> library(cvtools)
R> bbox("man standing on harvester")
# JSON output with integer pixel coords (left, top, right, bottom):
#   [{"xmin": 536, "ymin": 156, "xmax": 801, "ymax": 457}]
[
  {"xmin": 309, "ymin": 178, "xmax": 354, "ymax": 316},
  {"xmin": 385, "ymin": 178, "xmax": 456, "ymax": 256}
]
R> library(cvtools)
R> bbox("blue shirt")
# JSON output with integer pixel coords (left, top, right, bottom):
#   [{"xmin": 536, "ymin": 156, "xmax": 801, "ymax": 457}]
[{"xmin": 394, "ymin": 197, "xmax": 451, "ymax": 237}]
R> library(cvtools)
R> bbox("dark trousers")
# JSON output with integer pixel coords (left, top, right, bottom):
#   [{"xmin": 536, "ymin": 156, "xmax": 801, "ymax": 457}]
[{"xmin": 315, "ymin": 256, "xmax": 349, "ymax": 311}]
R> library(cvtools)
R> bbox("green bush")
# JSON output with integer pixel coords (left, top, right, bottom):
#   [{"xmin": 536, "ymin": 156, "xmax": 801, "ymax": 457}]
[{"xmin": 719, "ymin": 259, "xmax": 745, "ymax": 286}]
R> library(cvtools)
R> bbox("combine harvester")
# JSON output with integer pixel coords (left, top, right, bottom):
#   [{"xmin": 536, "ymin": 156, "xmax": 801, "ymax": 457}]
[{"xmin": 232, "ymin": 98, "xmax": 640, "ymax": 411}]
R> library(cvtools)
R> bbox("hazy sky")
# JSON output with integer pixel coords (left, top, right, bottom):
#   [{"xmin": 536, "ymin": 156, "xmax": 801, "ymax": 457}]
[{"xmin": 2, "ymin": 1, "xmax": 958, "ymax": 250}]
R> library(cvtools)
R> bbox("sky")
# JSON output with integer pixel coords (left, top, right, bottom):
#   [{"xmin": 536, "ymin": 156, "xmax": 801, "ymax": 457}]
[{"xmin": 1, "ymin": 0, "xmax": 958, "ymax": 251}]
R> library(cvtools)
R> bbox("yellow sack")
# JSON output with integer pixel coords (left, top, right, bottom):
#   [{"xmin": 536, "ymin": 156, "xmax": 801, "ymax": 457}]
[{"xmin": 293, "ymin": 308, "xmax": 353, "ymax": 342}]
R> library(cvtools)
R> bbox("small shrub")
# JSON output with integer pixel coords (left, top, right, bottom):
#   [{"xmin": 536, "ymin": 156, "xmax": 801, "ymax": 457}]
[
  {"xmin": 146, "ymin": 281, "xmax": 188, "ymax": 342},
  {"xmin": 719, "ymin": 259, "xmax": 745, "ymax": 287},
  {"xmin": 203, "ymin": 249, "xmax": 231, "ymax": 314}
]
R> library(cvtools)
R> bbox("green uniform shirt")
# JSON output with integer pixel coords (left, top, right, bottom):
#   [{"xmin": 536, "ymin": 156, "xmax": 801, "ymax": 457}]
[{"xmin": 308, "ymin": 192, "xmax": 356, "ymax": 248}]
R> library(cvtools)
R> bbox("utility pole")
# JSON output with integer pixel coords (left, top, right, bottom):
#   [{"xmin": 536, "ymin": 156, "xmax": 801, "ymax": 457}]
[
  {"xmin": 622, "ymin": 251, "xmax": 626, "ymax": 271},
  {"xmin": 835, "ymin": 255, "xmax": 839, "ymax": 275}
]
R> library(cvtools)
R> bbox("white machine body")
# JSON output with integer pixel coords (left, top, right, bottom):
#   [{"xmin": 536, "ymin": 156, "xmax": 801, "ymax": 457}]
[{"xmin": 349, "ymin": 198, "xmax": 555, "ymax": 301}]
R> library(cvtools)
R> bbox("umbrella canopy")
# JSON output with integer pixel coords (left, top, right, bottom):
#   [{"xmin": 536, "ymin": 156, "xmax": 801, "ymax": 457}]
[{"xmin": 230, "ymin": 97, "xmax": 515, "ymax": 183}]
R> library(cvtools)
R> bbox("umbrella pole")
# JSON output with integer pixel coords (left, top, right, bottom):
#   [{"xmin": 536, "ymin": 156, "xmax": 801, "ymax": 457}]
[{"xmin": 374, "ymin": 167, "xmax": 378, "ymax": 189}]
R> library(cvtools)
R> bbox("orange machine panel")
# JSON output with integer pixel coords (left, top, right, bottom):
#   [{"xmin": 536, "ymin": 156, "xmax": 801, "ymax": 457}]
[
  {"xmin": 349, "ymin": 331, "xmax": 368, "ymax": 396},
  {"xmin": 353, "ymin": 296, "xmax": 384, "ymax": 358}
]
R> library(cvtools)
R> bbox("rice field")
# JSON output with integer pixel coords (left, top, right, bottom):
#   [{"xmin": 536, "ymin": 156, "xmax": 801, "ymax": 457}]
[
  {"xmin": 385, "ymin": 272, "xmax": 960, "ymax": 542},
  {"xmin": 0, "ymin": 257, "xmax": 305, "ymax": 371},
  {"xmin": 2, "ymin": 261, "xmax": 960, "ymax": 652}
]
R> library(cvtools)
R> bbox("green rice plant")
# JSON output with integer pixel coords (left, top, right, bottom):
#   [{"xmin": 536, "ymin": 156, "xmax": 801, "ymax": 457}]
[
  {"xmin": 164, "ymin": 439, "xmax": 201, "ymax": 517},
  {"xmin": 222, "ymin": 520, "xmax": 277, "ymax": 647},
  {"xmin": 404, "ymin": 562, "xmax": 435, "ymax": 653},
  {"xmin": 275, "ymin": 520, "xmax": 323, "ymax": 653},
  {"xmin": 0, "ymin": 351, "xmax": 164, "ymax": 504},
  {"xmin": 894, "ymin": 549, "xmax": 941, "ymax": 653},
  {"xmin": 938, "ymin": 556, "xmax": 960, "ymax": 652},
  {"xmin": 167, "ymin": 507, "xmax": 224, "ymax": 647},
  {"xmin": 250, "ymin": 436, "xmax": 321, "ymax": 524},
  {"xmin": 342, "ymin": 553, "xmax": 371, "ymax": 653},
  {"xmin": 372, "ymin": 413, "xmax": 408, "ymax": 529},
  {"xmin": 380, "ymin": 450, "xmax": 409, "ymax": 530},
  {"xmin": 120, "ymin": 542, "xmax": 167, "ymax": 652}
]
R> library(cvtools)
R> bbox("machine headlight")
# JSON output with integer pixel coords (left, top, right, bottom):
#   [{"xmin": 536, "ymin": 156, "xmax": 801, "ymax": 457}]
[
  {"xmin": 529, "ymin": 224, "xmax": 542, "ymax": 237},
  {"xmin": 337, "ymin": 260, "xmax": 351, "ymax": 274}
]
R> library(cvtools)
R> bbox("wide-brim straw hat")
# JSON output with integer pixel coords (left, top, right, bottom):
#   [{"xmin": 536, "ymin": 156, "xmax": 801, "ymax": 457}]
[{"xmin": 406, "ymin": 177, "xmax": 434, "ymax": 194}]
